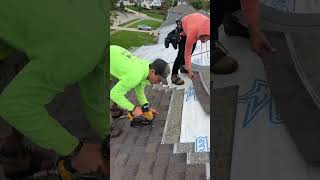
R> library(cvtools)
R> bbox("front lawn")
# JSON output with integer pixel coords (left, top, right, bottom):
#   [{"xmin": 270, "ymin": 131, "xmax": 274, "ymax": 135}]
[
  {"xmin": 111, "ymin": 31, "xmax": 157, "ymax": 49},
  {"xmin": 125, "ymin": 6, "xmax": 165, "ymax": 20},
  {"xmin": 128, "ymin": 19, "xmax": 162, "ymax": 29},
  {"xmin": 118, "ymin": 18, "xmax": 140, "ymax": 27}
]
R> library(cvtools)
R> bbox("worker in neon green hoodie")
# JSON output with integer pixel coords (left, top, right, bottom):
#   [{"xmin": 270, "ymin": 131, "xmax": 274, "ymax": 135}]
[
  {"xmin": 110, "ymin": 45, "xmax": 170, "ymax": 117},
  {"xmin": 0, "ymin": 0, "xmax": 109, "ymax": 177}
]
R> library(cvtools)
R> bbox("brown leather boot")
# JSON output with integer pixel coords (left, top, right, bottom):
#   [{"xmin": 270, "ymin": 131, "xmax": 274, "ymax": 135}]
[
  {"xmin": 111, "ymin": 109, "xmax": 126, "ymax": 119},
  {"xmin": 179, "ymin": 65, "xmax": 188, "ymax": 74},
  {"xmin": 1, "ymin": 147, "xmax": 56, "ymax": 179},
  {"xmin": 110, "ymin": 103, "xmax": 127, "ymax": 119},
  {"xmin": 171, "ymin": 74, "xmax": 184, "ymax": 85},
  {"xmin": 0, "ymin": 131, "xmax": 56, "ymax": 179},
  {"xmin": 211, "ymin": 41, "xmax": 239, "ymax": 74}
]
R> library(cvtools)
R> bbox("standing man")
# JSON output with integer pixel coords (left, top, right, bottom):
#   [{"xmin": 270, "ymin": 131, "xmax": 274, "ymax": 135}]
[
  {"xmin": 0, "ymin": 0, "xmax": 109, "ymax": 178},
  {"xmin": 212, "ymin": 0, "xmax": 274, "ymax": 74}
]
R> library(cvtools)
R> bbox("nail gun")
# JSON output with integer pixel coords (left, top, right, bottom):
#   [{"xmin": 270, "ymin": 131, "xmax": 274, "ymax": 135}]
[
  {"xmin": 58, "ymin": 138, "xmax": 110, "ymax": 180},
  {"xmin": 128, "ymin": 103, "xmax": 154, "ymax": 127},
  {"xmin": 26, "ymin": 138, "xmax": 110, "ymax": 180}
]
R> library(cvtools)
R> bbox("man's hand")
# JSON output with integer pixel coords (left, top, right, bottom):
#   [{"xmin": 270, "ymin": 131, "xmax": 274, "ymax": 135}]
[
  {"xmin": 132, "ymin": 106, "xmax": 143, "ymax": 117},
  {"xmin": 71, "ymin": 143, "xmax": 108, "ymax": 175},
  {"xmin": 150, "ymin": 108, "xmax": 159, "ymax": 115},
  {"xmin": 249, "ymin": 25, "xmax": 276, "ymax": 57},
  {"xmin": 188, "ymin": 70, "xmax": 196, "ymax": 80}
]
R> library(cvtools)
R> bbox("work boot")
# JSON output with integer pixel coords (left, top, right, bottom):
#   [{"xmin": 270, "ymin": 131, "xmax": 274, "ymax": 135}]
[
  {"xmin": 211, "ymin": 41, "xmax": 238, "ymax": 74},
  {"xmin": 223, "ymin": 15, "xmax": 250, "ymax": 38},
  {"xmin": 110, "ymin": 103, "xmax": 127, "ymax": 119},
  {"xmin": 111, "ymin": 109, "xmax": 126, "ymax": 119},
  {"xmin": 2, "ymin": 147, "xmax": 55, "ymax": 179},
  {"xmin": 171, "ymin": 74, "xmax": 184, "ymax": 85},
  {"xmin": 110, "ymin": 103, "xmax": 117, "ymax": 111},
  {"xmin": 1, "ymin": 134, "xmax": 55, "ymax": 179},
  {"xmin": 179, "ymin": 65, "xmax": 188, "ymax": 74}
]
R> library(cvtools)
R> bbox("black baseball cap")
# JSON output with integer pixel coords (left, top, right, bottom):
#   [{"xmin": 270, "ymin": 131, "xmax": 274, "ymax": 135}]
[{"xmin": 151, "ymin": 59, "xmax": 170, "ymax": 85}]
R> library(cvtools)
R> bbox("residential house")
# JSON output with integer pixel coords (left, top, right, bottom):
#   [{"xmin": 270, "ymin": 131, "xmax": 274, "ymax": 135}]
[{"xmin": 139, "ymin": 0, "xmax": 162, "ymax": 10}]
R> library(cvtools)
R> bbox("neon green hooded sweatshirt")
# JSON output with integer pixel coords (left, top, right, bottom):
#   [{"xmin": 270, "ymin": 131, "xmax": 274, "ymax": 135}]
[
  {"xmin": 0, "ymin": 0, "xmax": 109, "ymax": 156},
  {"xmin": 0, "ymin": 41, "xmax": 14, "ymax": 60},
  {"xmin": 110, "ymin": 45, "xmax": 150, "ymax": 111}
]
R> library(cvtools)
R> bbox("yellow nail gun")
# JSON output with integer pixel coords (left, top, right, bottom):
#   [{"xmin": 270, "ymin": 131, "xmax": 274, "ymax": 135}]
[
  {"xmin": 26, "ymin": 139, "xmax": 110, "ymax": 180},
  {"xmin": 128, "ymin": 103, "xmax": 154, "ymax": 127},
  {"xmin": 58, "ymin": 139, "xmax": 110, "ymax": 180},
  {"xmin": 25, "ymin": 158, "xmax": 106, "ymax": 180}
]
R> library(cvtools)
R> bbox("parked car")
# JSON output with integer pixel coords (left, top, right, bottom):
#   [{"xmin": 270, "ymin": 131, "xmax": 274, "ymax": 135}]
[{"xmin": 137, "ymin": 25, "xmax": 152, "ymax": 31}]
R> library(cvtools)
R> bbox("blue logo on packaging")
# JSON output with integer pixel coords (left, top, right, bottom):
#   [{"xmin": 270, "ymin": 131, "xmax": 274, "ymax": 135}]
[
  {"xmin": 195, "ymin": 136, "xmax": 209, "ymax": 152},
  {"xmin": 238, "ymin": 79, "xmax": 283, "ymax": 128},
  {"xmin": 185, "ymin": 87, "xmax": 197, "ymax": 102}
]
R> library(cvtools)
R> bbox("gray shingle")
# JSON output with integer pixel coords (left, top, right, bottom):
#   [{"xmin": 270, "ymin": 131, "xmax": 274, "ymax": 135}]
[
  {"xmin": 110, "ymin": 87, "xmax": 207, "ymax": 179},
  {"xmin": 152, "ymin": 165, "xmax": 168, "ymax": 180},
  {"xmin": 185, "ymin": 164, "xmax": 207, "ymax": 180},
  {"xmin": 145, "ymin": 142, "xmax": 160, "ymax": 153},
  {"xmin": 211, "ymin": 85, "xmax": 239, "ymax": 180},
  {"xmin": 115, "ymin": 152, "xmax": 130, "ymax": 167},
  {"xmin": 155, "ymin": 152, "xmax": 170, "ymax": 166},
  {"xmin": 192, "ymin": 72, "xmax": 210, "ymax": 114},
  {"xmin": 169, "ymin": 153, "xmax": 187, "ymax": 164},
  {"xmin": 157, "ymin": 144, "xmax": 174, "ymax": 154},
  {"xmin": 122, "ymin": 165, "xmax": 139, "ymax": 180}
]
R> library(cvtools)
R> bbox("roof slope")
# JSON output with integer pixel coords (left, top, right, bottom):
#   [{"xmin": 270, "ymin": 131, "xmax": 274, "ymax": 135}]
[{"xmin": 110, "ymin": 85, "xmax": 207, "ymax": 180}]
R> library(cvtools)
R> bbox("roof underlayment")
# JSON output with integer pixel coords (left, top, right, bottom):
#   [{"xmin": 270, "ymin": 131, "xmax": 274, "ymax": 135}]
[
  {"xmin": 260, "ymin": 0, "xmax": 320, "ymax": 13},
  {"xmin": 213, "ymin": 17, "xmax": 320, "ymax": 178}
]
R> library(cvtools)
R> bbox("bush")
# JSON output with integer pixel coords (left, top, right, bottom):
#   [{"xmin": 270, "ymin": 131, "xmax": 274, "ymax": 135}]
[
  {"xmin": 111, "ymin": 0, "xmax": 119, "ymax": 10},
  {"xmin": 119, "ymin": 1, "xmax": 125, "ymax": 11},
  {"xmin": 188, "ymin": 0, "xmax": 208, "ymax": 10},
  {"xmin": 138, "ymin": 4, "xmax": 143, "ymax": 12}
]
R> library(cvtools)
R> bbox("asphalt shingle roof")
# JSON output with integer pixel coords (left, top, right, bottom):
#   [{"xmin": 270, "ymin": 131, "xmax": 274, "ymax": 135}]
[
  {"xmin": 110, "ymin": 85, "xmax": 207, "ymax": 180},
  {"xmin": 211, "ymin": 85, "xmax": 238, "ymax": 180}
]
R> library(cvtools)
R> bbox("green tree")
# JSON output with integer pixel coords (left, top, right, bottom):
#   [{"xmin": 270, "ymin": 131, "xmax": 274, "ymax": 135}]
[
  {"xmin": 173, "ymin": 0, "xmax": 178, "ymax": 7},
  {"xmin": 119, "ymin": 1, "xmax": 125, "ymax": 11},
  {"xmin": 188, "ymin": 0, "xmax": 204, "ymax": 10},
  {"xmin": 202, "ymin": 0, "xmax": 209, "ymax": 10},
  {"xmin": 138, "ymin": 3, "xmax": 142, "ymax": 12},
  {"xmin": 111, "ymin": 0, "xmax": 119, "ymax": 10}
]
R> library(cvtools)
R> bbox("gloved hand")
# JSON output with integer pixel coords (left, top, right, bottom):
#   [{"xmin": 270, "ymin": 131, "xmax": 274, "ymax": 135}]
[{"xmin": 70, "ymin": 142, "xmax": 108, "ymax": 176}]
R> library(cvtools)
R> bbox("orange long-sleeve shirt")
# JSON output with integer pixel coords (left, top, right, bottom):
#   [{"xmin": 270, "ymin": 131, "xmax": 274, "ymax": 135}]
[
  {"xmin": 181, "ymin": 13, "xmax": 210, "ymax": 71},
  {"xmin": 181, "ymin": 2, "xmax": 258, "ymax": 71},
  {"xmin": 240, "ymin": 0, "xmax": 259, "ymax": 26}
]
